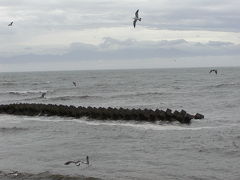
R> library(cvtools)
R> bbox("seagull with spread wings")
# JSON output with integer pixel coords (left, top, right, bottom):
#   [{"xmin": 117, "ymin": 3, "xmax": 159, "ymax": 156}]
[
  {"xmin": 64, "ymin": 156, "xmax": 89, "ymax": 167},
  {"xmin": 133, "ymin": 9, "xmax": 141, "ymax": 28},
  {"xmin": 209, "ymin": 69, "xmax": 218, "ymax": 75}
]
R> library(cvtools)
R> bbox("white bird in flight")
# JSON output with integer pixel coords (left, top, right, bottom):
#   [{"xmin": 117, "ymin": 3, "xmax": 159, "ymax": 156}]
[{"xmin": 133, "ymin": 9, "xmax": 141, "ymax": 28}]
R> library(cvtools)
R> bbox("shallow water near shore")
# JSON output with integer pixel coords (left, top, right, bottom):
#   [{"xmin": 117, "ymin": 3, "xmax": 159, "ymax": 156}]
[{"xmin": 0, "ymin": 68, "xmax": 240, "ymax": 180}]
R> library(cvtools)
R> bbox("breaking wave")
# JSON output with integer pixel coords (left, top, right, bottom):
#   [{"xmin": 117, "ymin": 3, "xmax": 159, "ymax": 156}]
[
  {"xmin": 110, "ymin": 92, "xmax": 165, "ymax": 98},
  {"xmin": 0, "ymin": 82, "xmax": 17, "ymax": 86},
  {"xmin": 8, "ymin": 90, "xmax": 50, "ymax": 95},
  {"xmin": 0, "ymin": 127, "xmax": 28, "ymax": 133},
  {"xmin": 207, "ymin": 82, "xmax": 240, "ymax": 89},
  {"xmin": 48, "ymin": 95, "xmax": 103, "ymax": 101},
  {"xmin": 1, "ymin": 81, "xmax": 51, "ymax": 86},
  {"xmin": 0, "ymin": 170, "xmax": 100, "ymax": 180}
]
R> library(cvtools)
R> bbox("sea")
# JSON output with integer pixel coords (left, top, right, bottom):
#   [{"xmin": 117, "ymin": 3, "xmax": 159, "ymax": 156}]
[{"xmin": 0, "ymin": 67, "xmax": 240, "ymax": 180}]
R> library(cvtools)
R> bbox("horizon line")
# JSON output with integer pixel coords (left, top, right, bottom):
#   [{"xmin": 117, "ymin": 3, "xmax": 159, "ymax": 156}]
[{"xmin": 0, "ymin": 65, "xmax": 239, "ymax": 73}]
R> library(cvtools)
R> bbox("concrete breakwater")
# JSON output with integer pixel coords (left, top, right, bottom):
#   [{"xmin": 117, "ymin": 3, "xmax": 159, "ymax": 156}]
[{"xmin": 0, "ymin": 103, "xmax": 204, "ymax": 124}]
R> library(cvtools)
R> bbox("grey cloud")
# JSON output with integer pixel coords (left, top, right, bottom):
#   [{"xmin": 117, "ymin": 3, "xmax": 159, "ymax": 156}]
[
  {"xmin": 1, "ymin": 38, "xmax": 239, "ymax": 63},
  {"xmin": 1, "ymin": 0, "xmax": 239, "ymax": 31},
  {"xmin": 142, "ymin": 1, "xmax": 240, "ymax": 31}
]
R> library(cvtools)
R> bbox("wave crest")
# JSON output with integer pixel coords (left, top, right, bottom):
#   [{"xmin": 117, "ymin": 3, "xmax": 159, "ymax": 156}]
[
  {"xmin": 110, "ymin": 92, "xmax": 165, "ymax": 98},
  {"xmin": 0, "ymin": 170, "xmax": 101, "ymax": 180},
  {"xmin": 8, "ymin": 90, "xmax": 49, "ymax": 95},
  {"xmin": 48, "ymin": 95, "xmax": 102, "ymax": 101},
  {"xmin": 0, "ymin": 127, "xmax": 28, "ymax": 134},
  {"xmin": 207, "ymin": 82, "xmax": 240, "ymax": 89}
]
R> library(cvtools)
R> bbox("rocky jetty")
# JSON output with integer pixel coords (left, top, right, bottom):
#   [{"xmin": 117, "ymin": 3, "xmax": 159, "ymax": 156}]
[{"xmin": 0, "ymin": 103, "xmax": 204, "ymax": 124}]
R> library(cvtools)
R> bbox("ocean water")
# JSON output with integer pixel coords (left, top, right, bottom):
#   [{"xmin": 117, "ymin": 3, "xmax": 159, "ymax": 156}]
[{"xmin": 0, "ymin": 68, "xmax": 240, "ymax": 180}]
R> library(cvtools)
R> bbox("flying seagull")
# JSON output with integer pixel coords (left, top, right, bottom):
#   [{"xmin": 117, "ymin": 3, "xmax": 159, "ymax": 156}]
[
  {"xmin": 133, "ymin": 9, "xmax": 141, "ymax": 28},
  {"xmin": 72, "ymin": 81, "xmax": 77, "ymax": 87},
  {"xmin": 233, "ymin": 141, "xmax": 239, "ymax": 148},
  {"xmin": 8, "ymin": 22, "xmax": 13, "ymax": 26},
  {"xmin": 41, "ymin": 92, "xmax": 46, "ymax": 98},
  {"xmin": 209, "ymin": 69, "xmax": 217, "ymax": 75},
  {"xmin": 64, "ymin": 156, "xmax": 89, "ymax": 166}
]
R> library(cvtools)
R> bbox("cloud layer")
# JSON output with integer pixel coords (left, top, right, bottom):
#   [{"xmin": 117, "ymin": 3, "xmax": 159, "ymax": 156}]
[
  {"xmin": 0, "ymin": 0, "xmax": 240, "ymax": 71},
  {"xmin": 1, "ymin": 0, "xmax": 240, "ymax": 31},
  {"xmin": 1, "ymin": 38, "xmax": 240, "ymax": 63}
]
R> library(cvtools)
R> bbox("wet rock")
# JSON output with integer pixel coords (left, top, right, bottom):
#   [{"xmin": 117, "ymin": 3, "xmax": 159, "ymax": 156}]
[
  {"xmin": 0, "ymin": 103, "xmax": 203, "ymax": 124},
  {"xmin": 194, "ymin": 113, "xmax": 204, "ymax": 119}
]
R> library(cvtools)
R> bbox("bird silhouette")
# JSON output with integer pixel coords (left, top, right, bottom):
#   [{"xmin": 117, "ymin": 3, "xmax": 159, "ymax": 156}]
[
  {"xmin": 72, "ymin": 81, "xmax": 77, "ymax": 87},
  {"xmin": 133, "ymin": 10, "xmax": 141, "ymax": 28},
  {"xmin": 64, "ymin": 156, "xmax": 89, "ymax": 166},
  {"xmin": 8, "ymin": 22, "xmax": 13, "ymax": 26},
  {"xmin": 209, "ymin": 69, "xmax": 217, "ymax": 75},
  {"xmin": 41, "ymin": 92, "xmax": 46, "ymax": 98}
]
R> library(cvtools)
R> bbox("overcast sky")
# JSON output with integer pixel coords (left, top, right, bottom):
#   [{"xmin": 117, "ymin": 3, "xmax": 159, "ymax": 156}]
[{"xmin": 0, "ymin": 0, "xmax": 240, "ymax": 71}]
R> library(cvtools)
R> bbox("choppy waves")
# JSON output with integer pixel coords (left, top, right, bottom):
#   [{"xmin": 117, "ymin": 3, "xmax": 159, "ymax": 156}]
[
  {"xmin": 0, "ymin": 81, "xmax": 51, "ymax": 86},
  {"xmin": 0, "ymin": 170, "xmax": 100, "ymax": 180},
  {"xmin": 48, "ymin": 95, "xmax": 103, "ymax": 101},
  {"xmin": 30, "ymin": 92, "xmax": 166, "ymax": 101},
  {"xmin": 0, "ymin": 82, "xmax": 17, "ymax": 86},
  {"xmin": 206, "ymin": 82, "xmax": 240, "ymax": 89},
  {"xmin": 109, "ymin": 92, "xmax": 166, "ymax": 98},
  {"xmin": 0, "ymin": 127, "xmax": 28, "ymax": 133},
  {"xmin": 8, "ymin": 90, "xmax": 50, "ymax": 95}
]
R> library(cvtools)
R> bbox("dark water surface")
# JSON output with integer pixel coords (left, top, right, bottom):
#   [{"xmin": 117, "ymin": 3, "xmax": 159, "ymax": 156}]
[{"xmin": 0, "ymin": 68, "xmax": 240, "ymax": 180}]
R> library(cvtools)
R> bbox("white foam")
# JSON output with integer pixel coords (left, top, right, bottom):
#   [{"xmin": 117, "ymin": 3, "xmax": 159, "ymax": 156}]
[
  {"xmin": 9, "ymin": 90, "xmax": 49, "ymax": 95},
  {"xmin": 0, "ymin": 114, "xmax": 239, "ymax": 131},
  {"xmin": 0, "ymin": 115, "xmax": 23, "ymax": 124},
  {"xmin": 74, "ymin": 120, "xmax": 218, "ymax": 131},
  {"xmin": 69, "ymin": 118, "xmax": 238, "ymax": 131}
]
